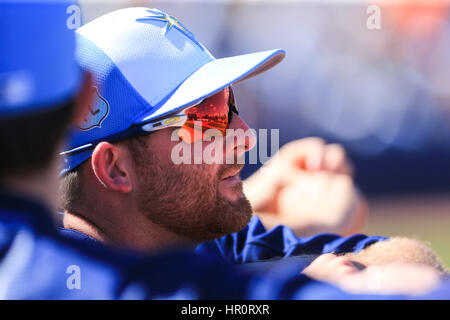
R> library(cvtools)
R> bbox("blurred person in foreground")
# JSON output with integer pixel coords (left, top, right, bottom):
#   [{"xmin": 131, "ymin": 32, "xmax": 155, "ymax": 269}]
[
  {"xmin": 0, "ymin": 0, "xmax": 308, "ymax": 299},
  {"xmin": 58, "ymin": 8, "xmax": 445, "ymax": 281},
  {"xmin": 0, "ymin": 1, "xmax": 447, "ymax": 299}
]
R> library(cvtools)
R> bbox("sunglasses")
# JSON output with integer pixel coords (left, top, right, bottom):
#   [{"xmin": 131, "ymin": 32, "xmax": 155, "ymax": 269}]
[
  {"xmin": 62, "ymin": 87, "xmax": 239, "ymax": 156},
  {"xmin": 141, "ymin": 86, "xmax": 239, "ymax": 143}
]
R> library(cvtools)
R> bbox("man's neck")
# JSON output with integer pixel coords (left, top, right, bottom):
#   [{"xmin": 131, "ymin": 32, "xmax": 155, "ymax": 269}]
[
  {"xmin": 63, "ymin": 209, "xmax": 198, "ymax": 252},
  {"xmin": 3, "ymin": 168, "xmax": 59, "ymax": 214},
  {"xmin": 63, "ymin": 211, "xmax": 110, "ymax": 243}
]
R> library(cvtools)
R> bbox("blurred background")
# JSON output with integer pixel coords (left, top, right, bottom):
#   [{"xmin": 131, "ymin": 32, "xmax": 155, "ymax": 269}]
[{"xmin": 79, "ymin": 0, "xmax": 450, "ymax": 268}]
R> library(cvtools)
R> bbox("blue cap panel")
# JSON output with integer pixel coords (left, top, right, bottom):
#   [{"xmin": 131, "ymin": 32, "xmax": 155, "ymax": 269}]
[
  {"xmin": 0, "ymin": 0, "xmax": 81, "ymax": 116},
  {"xmin": 61, "ymin": 34, "xmax": 152, "ymax": 172}
]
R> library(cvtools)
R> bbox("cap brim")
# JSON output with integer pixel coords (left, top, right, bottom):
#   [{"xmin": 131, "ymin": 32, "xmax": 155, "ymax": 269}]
[{"xmin": 137, "ymin": 48, "xmax": 285, "ymax": 123}]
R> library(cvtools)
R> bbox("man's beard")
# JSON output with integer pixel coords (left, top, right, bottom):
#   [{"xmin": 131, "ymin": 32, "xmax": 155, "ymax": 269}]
[{"xmin": 133, "ymin": 153, "xmax": 253, "ymax": 243}]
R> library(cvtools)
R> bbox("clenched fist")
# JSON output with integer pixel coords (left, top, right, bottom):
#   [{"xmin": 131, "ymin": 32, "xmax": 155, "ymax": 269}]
[{"xmin": 244, "ymin": 137, "xmax": 367, "ymax": 236}]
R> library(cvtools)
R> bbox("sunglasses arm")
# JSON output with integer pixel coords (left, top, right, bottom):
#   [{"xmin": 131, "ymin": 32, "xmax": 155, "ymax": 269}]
[{"xmin": 140, "ymin": 113, "xmax": 188, "ymax": 132}]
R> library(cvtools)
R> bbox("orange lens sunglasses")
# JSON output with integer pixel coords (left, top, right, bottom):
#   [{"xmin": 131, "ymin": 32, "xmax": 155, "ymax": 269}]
[{"xmin": 141, "ymin": 86, "xmax": 238, "ymax": 143}]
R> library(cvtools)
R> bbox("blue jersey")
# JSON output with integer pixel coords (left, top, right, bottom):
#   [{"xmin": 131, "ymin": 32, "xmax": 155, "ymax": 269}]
[
  {"xmin": 60, "ymin": 215, "xmax": 387, "ymax": 268},
  {"xmin": 195, "ymin": 216, "xmax": 387, "ymax": 265},
  {"xmin": 2, "ymin": 191, "xmax": 449, "ymax": 299},
  {"xmin": 0, "ymin": 190, "xmax": 313, "ymax": 299}
]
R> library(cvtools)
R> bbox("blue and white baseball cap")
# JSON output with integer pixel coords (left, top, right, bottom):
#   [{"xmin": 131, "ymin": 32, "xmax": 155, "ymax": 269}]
[
  {"xmin": 0, "ymin": 0, "xmax": 82, "ymax": 117},
  {"xmin": 61, "ymin": 7, "xmax": 285, "ymax": 174}
]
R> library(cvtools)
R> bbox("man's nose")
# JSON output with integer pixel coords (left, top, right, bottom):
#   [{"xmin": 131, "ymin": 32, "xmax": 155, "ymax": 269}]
[{"xmin": 224, "ymin": 114, "xmax": 257, "ymax": 157}]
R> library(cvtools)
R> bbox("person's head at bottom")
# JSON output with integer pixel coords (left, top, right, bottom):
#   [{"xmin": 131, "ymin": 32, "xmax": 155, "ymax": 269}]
[
  {"xmin": 0, "ymin": 1, "xmax": 93, "ymax": 209},
  {"xmin": 59, "ymin": 7, "xmax": 285, "ymax": 250}
]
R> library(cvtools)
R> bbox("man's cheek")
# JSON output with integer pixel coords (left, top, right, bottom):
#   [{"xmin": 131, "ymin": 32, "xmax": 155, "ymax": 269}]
[{"xmin": 190, "ymin": 138, "xmax": 223, "ymax": 165}]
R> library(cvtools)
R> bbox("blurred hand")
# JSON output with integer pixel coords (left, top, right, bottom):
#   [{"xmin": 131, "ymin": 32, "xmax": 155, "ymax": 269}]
[
  {"xmin": 338, "ymin": 262, "xmax": 442, "ymax": 296},
  {"xmin": 302, "ymin": 254, "xmax": 442, "ymax": 296},
  {"xmin": 302, "ymin": 253, "xmax": 360, "ymax": 284},
  {"xmin": 244, "ymin": 137, "xmax": 367, "ymax": 236}
]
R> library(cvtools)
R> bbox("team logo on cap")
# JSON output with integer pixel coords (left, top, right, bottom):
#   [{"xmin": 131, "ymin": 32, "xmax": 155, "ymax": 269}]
[
  {"xmin": 78, "ymin": 87, "xmax": 109, "ymax": 131},
  {"xmin": 136, "ymin": 9, "xmax": 203, "ymax": 50}
]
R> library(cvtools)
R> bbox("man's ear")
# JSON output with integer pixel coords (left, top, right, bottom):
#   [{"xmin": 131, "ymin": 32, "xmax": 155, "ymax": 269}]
[
  {"xmin": 91, "ymin": 142, "xmax": 133, "ymax": 194},
  {"xmin": 71, "ymin": 71, "xmax": 95, "ymax": 126}
]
